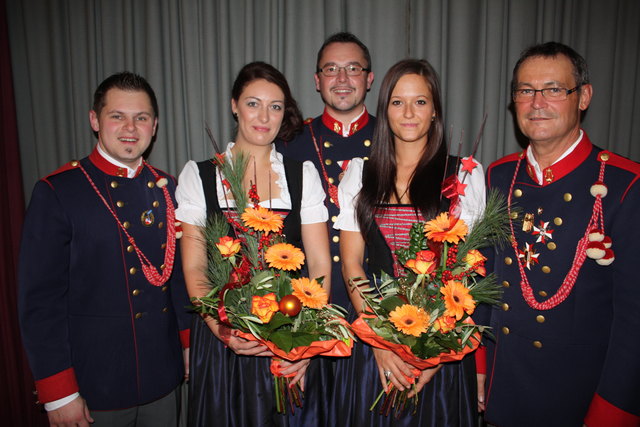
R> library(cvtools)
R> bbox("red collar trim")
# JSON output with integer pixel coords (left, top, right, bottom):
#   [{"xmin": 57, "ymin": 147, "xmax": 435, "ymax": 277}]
[
  {"xmin": 88, "ymin": 147, "xmax": 143, "ymax": 177},
  {"xmin": 525, "ymin": 132, "xmax": 592, "ymax": 186},
  {"xmin": 321, "ymin": 108, "xmax": 370, "ymax": 137}
]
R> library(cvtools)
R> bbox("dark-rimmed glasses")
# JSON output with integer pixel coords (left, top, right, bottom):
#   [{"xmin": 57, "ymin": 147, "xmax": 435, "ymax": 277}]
[
  {"xmin": 317, "ymin": 65, "xmax": 370, "ymax": 77},
  {"xmin": 513, "ymin": 85, "xmax": 581, "ymax": 102}
]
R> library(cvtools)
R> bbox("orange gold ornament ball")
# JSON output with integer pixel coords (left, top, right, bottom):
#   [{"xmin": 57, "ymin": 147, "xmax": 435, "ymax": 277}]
[{"xmin": 279, "ymin": 294, "xmax": 302, "ymax": 316}]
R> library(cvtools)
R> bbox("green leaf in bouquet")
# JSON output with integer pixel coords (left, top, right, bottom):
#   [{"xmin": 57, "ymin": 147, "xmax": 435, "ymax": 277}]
[
  {"xmin": 413, "ymin": 336, "xmax": 447, "ymax": 359},
  {"xmin": 268, "ymin": 330, "xmax": 294, "ymax": 352},
  {"xmin": 379, "ymin": 296, "xmax": 406, "ymax": 313},
  {"xmin": 244, "ymin": 319, "xmax": 266, "ymax": 340},
  {"xmin": 457, "ymin": 189, "xmax": 511, "ymax": 256},
  {"xmin": 239, "ymin": 314, "xmax": 264, "ymax": 324},
  {"xmin": 291, "ymin": 331, "xmax": 316, "ymax": 347},
  {"xmin": 203, "ymin": 214, "xmax": 234, "ymax": 292},
  {"xmin": 264, "ymin": 312, "xmax": 294, "ymax": 332},
  {"xmin": 459, "ymin": 324, "xmax": 477, "ymax": 347},
  {"xmin": 325, "ymin": 303, "xmax": 347, "ymax": 317},
  {"xmin": 468, "ymin": 273, "xmax": 503, "ymax": 305},
  {"xmin": 251, "ymin": 270, "xmax": 274, "ymax": 286}
]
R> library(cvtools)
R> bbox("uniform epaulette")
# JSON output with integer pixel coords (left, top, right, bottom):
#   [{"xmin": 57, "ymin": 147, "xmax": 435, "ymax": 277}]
[
  {"xmin": 43, "ymin": 160, "xmax": 81, "ymax": 180},
  {"xmin": 148, "ymin": 165, "xmax": 177, "ymax": 184},
  {"xmin": 303, "ymin": 117, "xmax": 314, "ymax": 125},
  {"xmin": 488, "ymin": 151, "xmax": 523, "ymax": 171},
  {"xmin": 599, "ymin": 151, "xmax": 640, "ymax": 176}
]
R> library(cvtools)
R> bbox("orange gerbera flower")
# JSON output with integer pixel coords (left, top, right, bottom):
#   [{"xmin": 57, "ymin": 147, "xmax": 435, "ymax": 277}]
[
  {"xmin": 241, "ymin": 206, "xmax": 283, "ymax": 234},
  {"xmin": 215, "ymin": 236, "xmax": 242, "ymax": 257},
  {"xmin": 434, "ymin": 315, "xmax": 457, "ymax": 333},
  {"xmin": 291, "ymin": 277, "xmax": 328, "ymax": 309},
  {"xmin": 265, "ymin": 243, "xmax": 305, "ymax": 271},
  {"xmin": 389, "ymin": 304, "xmax": 430, "ymax": 337},
  {"xmin": 251, "ymin": 293, "xmax": 279, "ymax": 323},
  {"xmin": 440, "ymin": 280, "xmax": 476, "ymax": 320},
  {"xmin": 424, "ymin": 212, "xmax": 468, "ymax": 244},
  {"xmin": 405, "ymin": 250, "xmax": 437, "ymax": 275}
]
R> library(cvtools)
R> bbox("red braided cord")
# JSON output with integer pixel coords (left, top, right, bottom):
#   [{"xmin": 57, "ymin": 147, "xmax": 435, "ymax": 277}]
[
  {"xmin": 507, "ymin": 154, "xmax": 606, "ymax": 310},
  {"xmin": 308, "ymin": 123, "xmax": 340, "ymax": 208},
  {"xmin": 78, "ymin": 162, "xmax": 176, "ymax": 287}
]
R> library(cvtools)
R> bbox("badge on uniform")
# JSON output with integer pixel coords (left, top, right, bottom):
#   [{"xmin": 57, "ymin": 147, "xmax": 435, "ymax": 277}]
[{"xmin": 141, "ymin": 209, "xmax": 155, "ymax": 226}]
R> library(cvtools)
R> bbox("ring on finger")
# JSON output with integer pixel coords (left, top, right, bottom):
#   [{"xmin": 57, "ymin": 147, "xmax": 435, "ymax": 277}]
[{"xmin": 384, "ymin": 370, "xmax": 392, "ymax": 379}]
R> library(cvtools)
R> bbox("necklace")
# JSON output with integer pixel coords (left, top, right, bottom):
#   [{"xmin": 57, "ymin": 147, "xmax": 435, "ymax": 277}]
[
  {"xmin": 78, "ymin": 161, "xmax": 177, "ymax": 287},
  {"xmin": 507, "ymin": 152, "xmax": 607, "ymax": 310}
]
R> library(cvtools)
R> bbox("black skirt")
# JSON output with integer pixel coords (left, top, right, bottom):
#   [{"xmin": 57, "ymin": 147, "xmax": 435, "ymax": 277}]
[{"xmin": 187, "ymin": 315, "xmax": 334, "ymax": 427}]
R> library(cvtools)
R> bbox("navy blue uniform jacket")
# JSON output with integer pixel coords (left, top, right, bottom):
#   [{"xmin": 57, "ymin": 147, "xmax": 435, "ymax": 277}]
[
  {"xmin": 19, "ymin": 148, "xmax": 192, "ymax": 410},
  {"xmin": 483, "ymin": 133, "xmax": 640, "ymax": 426}
]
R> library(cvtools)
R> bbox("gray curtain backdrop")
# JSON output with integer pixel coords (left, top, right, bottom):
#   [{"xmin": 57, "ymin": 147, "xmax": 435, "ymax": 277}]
[{"xmin": 7, "ymin": 0, "xmax": 640, "ymax": 202}]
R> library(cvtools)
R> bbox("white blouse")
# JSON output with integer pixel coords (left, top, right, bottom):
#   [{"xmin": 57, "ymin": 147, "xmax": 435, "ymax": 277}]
[
  {"xmin": 334, "ymin": 157, "xmax": 486, "ymax": 232},
  {"xmin": 176, "ymin": 143, "xmax": 328, "ymax": 226}
]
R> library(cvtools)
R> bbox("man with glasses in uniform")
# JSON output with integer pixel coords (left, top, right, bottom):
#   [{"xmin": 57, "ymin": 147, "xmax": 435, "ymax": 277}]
[
  {"xmin": 479, "ymin": 42, "xmax": 640, "ymax": 426},
  {"xmin": 277, "ymin": 31, "xmax": 375, "ymax": 310}
]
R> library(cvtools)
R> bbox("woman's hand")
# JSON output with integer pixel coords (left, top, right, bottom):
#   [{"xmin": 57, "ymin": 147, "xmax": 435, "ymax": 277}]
[
  {"xmin": 408, "ymin": 364, "xmax": 442, "ymax": 397},
  {"xmin": 213, "ymin": 322, "xmax": 273, "ymax": 356},
  {"xmin": 278, "ymin": 359, "xmax": 310, "ymax": 391},
  {"xmin": 372, "ymin": 347, "xmax": 415, "ymax": 391}
]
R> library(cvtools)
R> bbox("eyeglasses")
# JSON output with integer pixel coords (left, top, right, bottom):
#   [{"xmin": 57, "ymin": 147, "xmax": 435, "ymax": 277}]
[
  {"xmin": 317, "ymin": 65, "xmax": 370, "ymax": 77},
  {"xmin": 512, "ymin": 85, "xmax": 581, "ymax": 102}
]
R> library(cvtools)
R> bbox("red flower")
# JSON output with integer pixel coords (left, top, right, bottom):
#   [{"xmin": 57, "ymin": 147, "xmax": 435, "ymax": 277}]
[{"xmin": 405, "ymin": 250, "xmax": 437, "ymax": 275}]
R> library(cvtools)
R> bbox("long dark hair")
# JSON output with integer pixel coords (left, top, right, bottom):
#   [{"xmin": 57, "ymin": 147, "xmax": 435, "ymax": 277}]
[
  {"xmin": 356, "ymin": 59, "xmax": 447, "ymax": 235},
  {"xmin": 231, "ymin": 61, "xmax": 303, "ymax": 142}
]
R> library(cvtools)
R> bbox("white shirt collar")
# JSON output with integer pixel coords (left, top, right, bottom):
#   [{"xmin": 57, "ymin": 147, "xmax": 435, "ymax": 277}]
[
  {"xmin": 526, "ymin": 130, "xmax": 584, "ymax": 185},
  {"xmin": 341, "ymin": 107, "xmax": 366, "ymax": 137}
]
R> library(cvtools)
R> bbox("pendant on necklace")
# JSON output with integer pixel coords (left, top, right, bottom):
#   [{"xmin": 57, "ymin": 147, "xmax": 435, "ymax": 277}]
[{"xmin": 141, "ymin": 209, "xmax": 155, "ymax": 227}]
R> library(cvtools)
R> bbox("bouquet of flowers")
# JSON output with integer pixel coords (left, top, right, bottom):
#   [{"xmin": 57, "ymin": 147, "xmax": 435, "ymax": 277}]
[
  {"xmin": 191, "ymin": 151, "xmax": 353, "ymax": 414},
  {"xmin": 350, "ymin": 189, "xmax": 510, "ymax": 417}
]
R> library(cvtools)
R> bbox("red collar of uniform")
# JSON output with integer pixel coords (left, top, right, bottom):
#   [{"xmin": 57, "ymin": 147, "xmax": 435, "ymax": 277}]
[
  {"xmin": 321, "ymin": 107, "xmax": 369, "ymax": 137},
  {"xmin": 88, "ymin": 146, "xmax": 144, "ymax": 177},
  {"xmin": 525, "ymin": 132, "xmax": 592, "ymax": 186}
]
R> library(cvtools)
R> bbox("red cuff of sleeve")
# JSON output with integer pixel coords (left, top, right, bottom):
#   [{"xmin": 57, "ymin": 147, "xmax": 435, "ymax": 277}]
[
  {"xmin": 475, "ymin": 345, "xmax": 487, "ymax": 375},
  {"xmin": 180, "ymin": 328, "xmax": 190, "ymax": 349},
  {"xmin": 35, "ymin": 367, "xmax": 79, "ymax": 403},
  {"xmin": 585, "ymin": 393, "xmax": 640, "ymax": 427}
]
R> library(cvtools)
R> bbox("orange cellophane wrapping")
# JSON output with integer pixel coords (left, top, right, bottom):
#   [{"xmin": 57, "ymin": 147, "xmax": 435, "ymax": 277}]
[
  {"xmin": 235, "ymin": 318, "xmax": 353, "ymax": 362},
  {"xmin": 351, "ymin": 314, "xmax": 481, "ymax": 370}
]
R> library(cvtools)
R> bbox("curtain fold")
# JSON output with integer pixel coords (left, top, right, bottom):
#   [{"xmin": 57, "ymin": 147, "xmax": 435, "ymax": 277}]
[{"xmin": 7, "ymin": 0, "xmax": 640, "ymax": 201}]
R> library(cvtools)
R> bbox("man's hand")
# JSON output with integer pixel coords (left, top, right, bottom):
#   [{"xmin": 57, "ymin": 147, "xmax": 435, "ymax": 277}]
[
  {"xmin": 477, "ymin": 373, "xmax": 486, "ymax": 412},
  {"xmin": 183, "ymin": 347, "xmax": 190, "ymax": 382},
  {"xmin": 47, "ymin": 395, "xmax": 93, "ymax": 427}
]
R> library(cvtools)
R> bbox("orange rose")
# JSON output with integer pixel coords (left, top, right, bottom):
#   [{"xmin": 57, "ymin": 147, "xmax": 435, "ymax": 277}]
[
  {"xmin": 251, "ymin": 293, "xmax": 279, "ymax": 323},
  {"xmin": 463, "ymin": 249, "xmax": 487, "ymax": 276},
  {"xmin": 434, "ymin": 315, "xmax": 457, "ymax": 333},
  {"xmin": 215, "ymin": 236, "xmax": 242, "ymax": 257},
  {"xmin": 405, "ymin": 250, "xmax": 437, "ymax": 275}
]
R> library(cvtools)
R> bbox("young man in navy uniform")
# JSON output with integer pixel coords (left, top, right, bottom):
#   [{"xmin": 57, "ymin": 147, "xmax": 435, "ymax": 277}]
[
  {"xmin": 19, "ymin": 72, "xmax": 191, "ymax": 427},
  {"xmin": 480, "ymin": 42, "xmax": 640, "ymax": 426},
  {"xmin": 277, "ymin": 32, "xmax": 375, "ymax": 309}
]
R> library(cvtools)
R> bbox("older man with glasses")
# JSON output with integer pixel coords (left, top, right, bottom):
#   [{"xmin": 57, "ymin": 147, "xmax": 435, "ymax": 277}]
[{"xmin": 478, "ymin": 41, "xmax": 640, "ymax": 426}]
